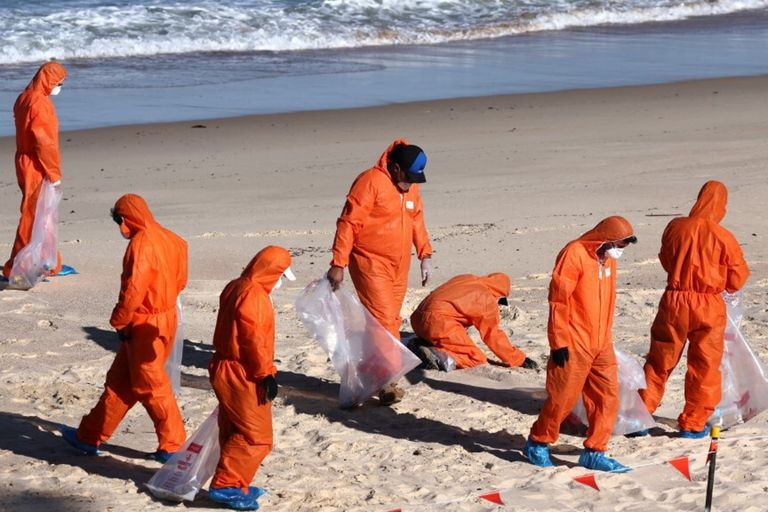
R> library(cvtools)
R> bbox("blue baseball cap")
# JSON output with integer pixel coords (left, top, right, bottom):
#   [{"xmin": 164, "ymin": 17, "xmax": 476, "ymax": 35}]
[{"xmin": 390, "ymin": 144, "xmax": 427, "ymax": 184}]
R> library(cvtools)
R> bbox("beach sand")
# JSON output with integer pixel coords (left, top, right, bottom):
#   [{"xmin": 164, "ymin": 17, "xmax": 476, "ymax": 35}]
[{"xmin": 1, "ymin": 75, "xmax": 767, "ymax": 511}]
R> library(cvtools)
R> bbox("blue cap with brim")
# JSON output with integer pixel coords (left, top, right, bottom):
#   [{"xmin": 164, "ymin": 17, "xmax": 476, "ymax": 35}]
[{"xmin": 406, "ymin": 151, "xmax": 427, "ymax": 183}]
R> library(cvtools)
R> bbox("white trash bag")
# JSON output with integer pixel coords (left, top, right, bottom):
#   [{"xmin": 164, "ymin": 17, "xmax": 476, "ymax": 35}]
[
  {"xmin": 146, "ymin": 407, "xmax": 220, "ymax": 502},
  {"xmin": 709, "ymin": 292, "xmax": 768, "ymax": 428},
  {"xmin": 295, "ymin": 278, "xmax": 421, "ymax": 408},
  {"xmin": 165, "ymin": 296, "xmax": 184, "ymax": 396},
  {"xmin": 8, "ymin": 180, "xmax": 62, "ymax": 290},
  {"xmin": 571, "ymin": 347, "xmax": 656, "ymax": 435}
]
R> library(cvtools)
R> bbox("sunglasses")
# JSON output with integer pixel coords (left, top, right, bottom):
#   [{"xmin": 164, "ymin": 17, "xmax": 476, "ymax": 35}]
[{"xmin": 110, "ymin": 208, "xmax": 123, "ymax": 225}]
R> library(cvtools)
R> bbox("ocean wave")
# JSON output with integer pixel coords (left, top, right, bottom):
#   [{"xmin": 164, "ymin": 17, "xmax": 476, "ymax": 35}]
[{"xmin": 1, "ymin": 0, "xmax": 767, "ymax": 64}]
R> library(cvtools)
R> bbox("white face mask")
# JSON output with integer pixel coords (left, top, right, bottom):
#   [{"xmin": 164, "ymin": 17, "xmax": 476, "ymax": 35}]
[
  {"xmin": 606, "ymin": 247, "xmax": 624, "ymax": 260},
  {"xmin": 271, "ymin": 266, "xmax": 296, "ymax": 292},
  {"xmin": 50, "ymin": 85, "xmax": 62, "ymax": 96},
  {"xmin": 397, "ymin": 181, "xmax": 411, "ymax": 192}
]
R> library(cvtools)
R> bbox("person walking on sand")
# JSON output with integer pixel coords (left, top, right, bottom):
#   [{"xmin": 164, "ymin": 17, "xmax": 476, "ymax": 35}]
[
  {"xmin": 207, "ymin": 246, "xmax": 296, "ymax": 511},
  {"xmin": 60, "ymin": 194, "xmax": 187, "ymax": 462},
  {"xmin": 4, "ymin": 62, "xmax": 68, "ymax": 280},
  {"xmin": 327, "ymin": 139, "xmax": 434, "ymax": 405},
  {"xmin": 639, "ymin": 181, "xmax": 749, "ymax": 438},
  {"xmin": 524, "ymin": 216, "xmax": 636, "ymax": 472}
]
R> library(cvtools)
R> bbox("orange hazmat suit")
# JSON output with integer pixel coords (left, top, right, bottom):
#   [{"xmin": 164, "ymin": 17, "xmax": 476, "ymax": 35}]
[
  {"xmin": 209, "ymin": 246, "xmax": 291, "ymax": 492},
  {"xmin": 640, "ymin": 181, "xmax": 749, "ymax": 431},
  {"xmin": 331, "ymin": 138, "xmax": 432, "ymax": 339},
  {"xmin": 4, "ymin": 62, "xmax": 67, "ymax": 278},
  {"xmin": 410, "ymin": 273, "xmax": 526, "ymax": 368},
  {"xmin": 77, "ymin": 194, "xmax": 188, "ymax": 452},
  {"xmin": 529, "ymin": 216, "xmax": 634, "ymax": 452}
]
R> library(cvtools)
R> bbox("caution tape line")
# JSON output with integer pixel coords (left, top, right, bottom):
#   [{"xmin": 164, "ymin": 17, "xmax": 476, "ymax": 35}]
[{"xmin": 384, "ymin": 432, "xmax": 768, "ymax": 509}]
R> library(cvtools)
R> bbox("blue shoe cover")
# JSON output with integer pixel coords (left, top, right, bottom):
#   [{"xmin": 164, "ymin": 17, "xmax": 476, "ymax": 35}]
[
  {"xmin": 208, "ymin": 487, "xmax": 259, "ymax": 511},
  {"xmin": 524, "ymin": 438, "xmax": 554, "ymax": 467},
  {"xmin": 578, "ymin": 449, "xmax": 631, "ymax": 473},
  {"xmin": 59, "ymin": 425, "xmax": 98, "ymax": 455},
  {"xmin": 55, "ymin": 265, "xmax": 78, "ymax": 277},
  {"xmin": 247, "ymin": 487, "xmax": 267, "ymax": 499},
  {"xmin": 147, "ymin": 450, "xmax": 175, "ymax": 463},
  {"xmin": 624, "ymin": 428, "xmax": 650, "ymax": 438},
  {"xmin": 680, "ymin": 428, "xmax": 709, "ymax": 439}
]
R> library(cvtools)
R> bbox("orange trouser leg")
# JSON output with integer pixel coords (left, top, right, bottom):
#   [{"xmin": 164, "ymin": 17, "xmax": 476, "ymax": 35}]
[
  {"xmin": 3, "ymin": 159, "xmax": 61, "ymax": 277},
  {"xmin": 678, "ymin": 295, "xmax": 725, "ymax": 431},
  {"xmin": 80, "ymin": 317, "xmax": 185, "ymax": 451},
  {"xmin": 129, "ymin": 317, "xmax": 186, "ymax": 452},
  {"xmin": 580, "ymin": 344, "xmax": 619, "ymax": 451},
  {"xmin": 211, "ymin": 360, "xmax": 273, "ymax": 492},
  {"xmin": 640, "ymin": 292, "xmax": 689, "ymax": 414},
  {"xmin": 349, "ymin": 257, "xmax": 406, "ymax": 339},
  {"xmin": 413, "ymin": 312, "xmax": 487, "ymax": 368},
  {"xmin": 529, "ymin": 347, "xmax": 593, "ymax": 446},
  {"xmin": 78, "ymin": 343, "xmax": 137, "ymax": 445}
]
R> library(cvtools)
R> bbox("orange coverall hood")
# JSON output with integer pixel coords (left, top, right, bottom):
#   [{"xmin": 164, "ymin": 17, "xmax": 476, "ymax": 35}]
[
  {"xmin": 689, "ymin": 180, "xmax": 727, "ymax": 223},
  {"xmin": 241, "ymin": 246, "xmax": 292, "ymax": 294},
  {"xmin": 27, "ymin": 62, "xmax": 67, "ymax": 96},
  {"xmin": 481, "ymin": 272, "xmax": 511, "ymax": 298},
  {"xmin": 113, "ymin": 194, "xmax": 156, "ymax": 238},
  {"xmin": 578, "ymin": 215, "xmax": 635, "ymax": 251},
  {"xmin": 373, "ymin": 137, "xmax": 409, "ymax": 178}
]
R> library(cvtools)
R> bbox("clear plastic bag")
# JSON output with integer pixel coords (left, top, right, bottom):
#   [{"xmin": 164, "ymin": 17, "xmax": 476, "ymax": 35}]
[
  {"xmin": 571, "ymin": 347, "xmax": 656, "ymax": 435},
  {"xmin": 295, "ymin": 278, "xmax": 421, "ymax": 408},
  {"xmin": 8, "ymin": 180, "xmax": 62, "ymax": 290},
  {"xmin": 164, "ymin": 296, "xmax": 184, "ymax": 396},
  {"xmin": 146, "ymin": 407, "xmax": 220, "ymax": 502},
  {"xmin": 709, "ymin": 292, "xmax": 768, "ymax": 428}
]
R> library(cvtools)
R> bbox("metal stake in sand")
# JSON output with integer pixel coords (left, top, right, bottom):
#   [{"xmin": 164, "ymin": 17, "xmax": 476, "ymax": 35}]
[{"xmin": 704, "ymin": 425, "xmax": 721, "ymax": 512}]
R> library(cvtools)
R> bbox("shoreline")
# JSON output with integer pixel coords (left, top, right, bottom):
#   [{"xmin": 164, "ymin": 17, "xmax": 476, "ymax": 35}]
[
  {"xmin": 3, "ymin": 6, "xmax": 768, "ymax": 136},
  {"xmin": 2, "ymin": 73, "xmax": 768, "ymax": 142}
]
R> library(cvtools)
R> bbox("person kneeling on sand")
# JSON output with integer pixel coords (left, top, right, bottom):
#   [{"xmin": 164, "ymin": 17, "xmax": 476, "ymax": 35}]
[
  {"xmin": 207, "ymin": 246, "xmax": 296, "ymax": 511},
  {"xmin": 409, "ymin": 272, "xmax": 538, "ymax": 371},
  {"xmin": 60, "ymin": 194, "xmax": 188, "ymax": 462},
  {"xmin": 525, "ymin": 216, "xmax": 636, "ymax": 472}
]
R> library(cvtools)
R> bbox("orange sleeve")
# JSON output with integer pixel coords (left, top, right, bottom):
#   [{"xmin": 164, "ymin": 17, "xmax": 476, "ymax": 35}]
[
  {"xmin": 723, "ymin": 230, "xmax": 749, "ymax": 292},
  {"xmin": 475, "ymin": 296, "xmax": 524, "ymax": 366},
  {"xmin": 412, "ymin": 190, "xmax": 433, "ymax": 259},
  {"xmin": 657, "ymin": 222, "xmax": 673, "ymax": 274},
  {"xmin": 547, "ymin": 246, "xmax": 582, "ymax": 350},
  {"xmin": 109, "ymin": 238, "xmax": 153, "ymax": 330},
  {"xmin": 177, "ymin": 237, "xmax": 189, "ymax": 294},
  {"xmin": 331, "ymin": 173, "xmax": 375, "ymax": 267},
  {"xmin": 29, "ymin": 104, "xmax": 61, "ymax": 183},
  {"xmin": 237, "ymin": 292, "xmax": 276, "ymax": 380}
]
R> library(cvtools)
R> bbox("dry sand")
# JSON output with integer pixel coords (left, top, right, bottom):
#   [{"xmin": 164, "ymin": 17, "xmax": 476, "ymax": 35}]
[{"xmin": 1, "ymin": 76, "xmax": 767, "ymax": 511}]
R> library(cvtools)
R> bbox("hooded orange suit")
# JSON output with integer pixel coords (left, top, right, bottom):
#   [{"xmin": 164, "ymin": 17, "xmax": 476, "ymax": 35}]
[
  {"xmin": 77, "ymin": 194, "xmax": 187, "ymax": 452},
  {"xmin": 209, "ymin": 246, "xmax": 291, "ymax": 492},
  {"xmin": 640, "ymin": 181, "xmax": 749, "ymax": 431},
  {"xmin": 410, "ymin": 273, "xmax": 526, "ymax": 368},
  {"xmin": 331, "ymin": 139, "xmax": 432, "ymax": 339},
  {"xmin": 4, "ymin": 62, "xmax": 67, "ymax": 278},
  {"xmin": 529, "ymin": 216, "xmax": 634, "ymax": 452}
]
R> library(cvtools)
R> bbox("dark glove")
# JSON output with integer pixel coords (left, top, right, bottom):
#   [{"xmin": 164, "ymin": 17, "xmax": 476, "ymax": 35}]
[
  {"xmin": 550, "ymin": 347, "xmax": 569, "ymax": 368},
  {"xmin": 521, "ymin": 357, "xmax": 539, "ymax": 370},
  {"xmin": 262, "ymin": 375, "xmax": 278, "ymax": 401},
  {"xmin": 117, "ymin": 327, "xmax": 131, "ymax": 342}
]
